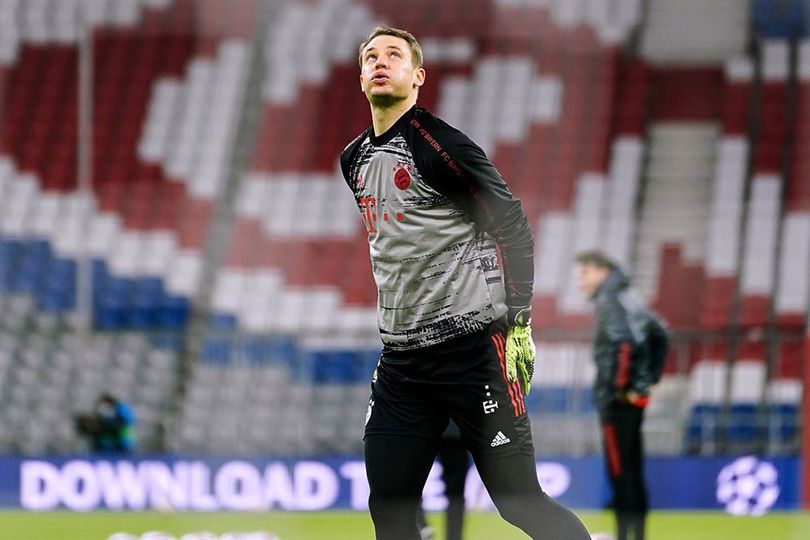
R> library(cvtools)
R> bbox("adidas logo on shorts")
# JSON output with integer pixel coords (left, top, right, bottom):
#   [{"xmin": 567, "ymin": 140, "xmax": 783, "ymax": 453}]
[{"xmin": 490, "ymin": 431, "xmax": 511, "ymax": 447}]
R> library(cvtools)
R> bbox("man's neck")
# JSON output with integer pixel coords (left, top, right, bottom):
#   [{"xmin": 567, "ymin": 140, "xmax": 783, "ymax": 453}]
[{"xmin": 371, "ymin": 96, "xmax": 417, "ymax": 137}]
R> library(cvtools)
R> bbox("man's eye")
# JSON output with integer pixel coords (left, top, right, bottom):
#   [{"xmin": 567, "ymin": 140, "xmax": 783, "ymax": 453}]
[
  {"xmin": 366, "ymin": 54, "xmax": 376, "ymax": 62},
  {"xmin": 391, "ymin": 51, "xmax": 400, "ymax": 58}
]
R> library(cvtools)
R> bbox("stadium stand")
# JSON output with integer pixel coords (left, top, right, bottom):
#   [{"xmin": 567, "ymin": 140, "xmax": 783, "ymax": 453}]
[
  {"xmin": 762, "ymin": 38, "xmax": 810, "ymax": 453},
  {"xmin": 0, "ymin": 0, "xmax": 256, "ymax": 452},
  {"xmin": 0, "ymin": 326, "xmax": 181, "ymax": 453},
  {"xmin": 739, "ymin": 39, "xmax": 789, "ymax": 329},
  {"xmin": 0, "ymin": 0, "xmax": 806, "ymax": 459},
  {"xmin": 701, "ymin": 58, "xmax": 752, "ymax": 330},
  {"xmin": 776, "ymin": 40, "xmax": 810, "ymax": 329}
]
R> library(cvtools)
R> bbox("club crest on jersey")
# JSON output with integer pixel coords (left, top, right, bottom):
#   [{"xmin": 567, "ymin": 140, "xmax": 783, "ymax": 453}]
[
  {"xmin": 356, "ymin": 173, "xmax": 365, "ymax": 190},
  {"xmin": 393, "ymin": 162, "xmax": 412, "ymax": 190}
]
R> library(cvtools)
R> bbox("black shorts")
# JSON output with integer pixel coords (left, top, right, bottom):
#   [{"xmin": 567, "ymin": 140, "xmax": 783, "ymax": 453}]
[{"xmin": 364, "ymin": 319, "xmax": 534, "ymax": 458}]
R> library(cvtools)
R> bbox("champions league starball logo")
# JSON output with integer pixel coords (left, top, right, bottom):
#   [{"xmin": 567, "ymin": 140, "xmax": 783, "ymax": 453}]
[{"xmin": 716, "ymin": 456, "xmax": 780, "ymax": 516}]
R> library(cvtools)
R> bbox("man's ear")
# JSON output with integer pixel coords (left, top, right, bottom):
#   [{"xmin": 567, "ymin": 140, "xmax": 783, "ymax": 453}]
[{"xmin": 413, "ymin": 67, "xmax": 425, "ymax": 89}]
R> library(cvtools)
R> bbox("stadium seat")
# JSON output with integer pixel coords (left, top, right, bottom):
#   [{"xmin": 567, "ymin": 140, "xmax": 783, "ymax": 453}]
[
  {"xmin": 752, "ymin": 0, "xmax": 806, "ymax": 37},
  {"xmin": 766, "ymin": 377, "xmax": 803, "ymax": 453},
  {"xmin": 684, "ymin": 360, "xmax": 729, "ymax": 454}
]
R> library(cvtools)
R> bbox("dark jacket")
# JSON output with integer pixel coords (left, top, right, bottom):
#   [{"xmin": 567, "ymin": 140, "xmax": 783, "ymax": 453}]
[{"xmin": 591, "ymin": 267, "xmax": 662, "ymax": 413}]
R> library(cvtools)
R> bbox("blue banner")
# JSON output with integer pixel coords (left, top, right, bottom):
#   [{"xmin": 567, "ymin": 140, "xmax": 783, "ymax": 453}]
[{"xmin": 0, "ymin": 454, "xmax": 799, "ymax": 513}]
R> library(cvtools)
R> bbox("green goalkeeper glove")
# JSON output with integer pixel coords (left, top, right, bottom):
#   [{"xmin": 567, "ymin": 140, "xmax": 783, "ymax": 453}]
[{"xmin": 505, "ymin": 324, "xmax": 536, "ymax": 395}]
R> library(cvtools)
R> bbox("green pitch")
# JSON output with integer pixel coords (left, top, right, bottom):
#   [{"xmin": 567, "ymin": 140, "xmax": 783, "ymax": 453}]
[{"xmin": 1, "ymin": 510, "xmax": 809, "ymax": 540}]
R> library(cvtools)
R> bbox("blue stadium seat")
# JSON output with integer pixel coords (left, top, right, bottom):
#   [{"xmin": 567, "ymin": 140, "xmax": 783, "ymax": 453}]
[
  {"xmin": 201, "ymin": 336, "xmax": 233, "ymax": 364},
  {"xmin": 526, "ymin": 387, "xmax": 571, "ymax": 414},
  {"xmin": 127, "ymin": 277, "xmax": 163, "ymax": 328},
  {"xmin": 312, "ymin": 351, "xmax": 351, "ymax": 383},
  {"xmin": 240, "ymin": 336, "xmax": 300, "ymax": 367},
  {"xmin": 237, "ymin": 335, "xmax": 271, "ymax": 364},
  {"xmin": 547, "ymin": 387, "xmax": 572, "ymax": 414},
  {"xmin": 752, "ymin": 0, "xmax": 806, "ymax": 37},
  {"xmin": 90, "ymin": 259, "xmax": 190, "ymax": 330},
  {"xmin": 520, "ymin": 387, "xmax": 595, "ymax": 415},
  {"xmin": 157, "ymin": 294, "xmax": 190, "ymax": 330},
  {"xmin": 266, "ymin": 336, "xmax": 298, "ymax": 365},
  {"xmin": 0, "ymin": 239, "xmax": 18, "ymax": 292},
  {"xmin": 768, "ymin": 403, "xmax": 799, "ymax": 447},
  {"xmin": 41, "ymin": 258, "xmax": 77, "ymax": 311},
  {"xmin": 685, "ymin": 403, "xmax": 721, "ymax": 453},
  {"xmin": 15, "ymin": 240, "xmax": 49, "ymax": 293},
  {"xmin": 309, "ymin": 350, "xmax": 381, "ymax": 384},
  {"xmin": 91, "ymin": 259, "xmax": 107, "ymax": 291},
  {"xmin": 574, "ymin": 388, "xmax": 596, "ymax": 413},
  {"xmin": 210, "ymin": 312, "xmax": 238, "ymax": 329},
  {"xmin": 351, "ymin": 350, "xmax": 379, "ymax": 382},
  {"xmin": 524, "ymin": 388, "xmax": 544, "ymax": 412},
  {"xmin": 98, "ymin": 275, "xmax": 135, "ymax": 330},
  {"xmin": 725, "ymin": 403, "xmax": 762, "ymax": 448}
]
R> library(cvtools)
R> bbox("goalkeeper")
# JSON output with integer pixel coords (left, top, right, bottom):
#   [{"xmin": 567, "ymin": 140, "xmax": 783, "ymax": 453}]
[{"xmin": 341, "ymin": 26, "xmax": 590, "ymax": 540}]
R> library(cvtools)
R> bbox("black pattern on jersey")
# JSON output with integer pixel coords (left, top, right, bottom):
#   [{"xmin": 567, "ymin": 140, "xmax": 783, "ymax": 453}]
[
  {"xmin": 379, "ymin": 311, "xmax": 492, "ymax": 350},
  {"xmin": 379, "ymin": 237, "xmax": 498, "ymax": 350},
  {"xmin": 401, "ymin": 195, "xmax": 450, "ymax": 209},
  {"xmin": 351, "ymin": 137, "xmax": 413, "ymax": 191}
]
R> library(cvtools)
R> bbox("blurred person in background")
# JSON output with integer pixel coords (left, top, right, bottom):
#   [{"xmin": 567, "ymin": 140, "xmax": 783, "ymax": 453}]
[
  {"xmin": 575, "ymin": 250, "xmax": 670, "ymax": 540},
  {"xmin": 75, "ymin": 393, "xmax": 135, "ymax": 454},
  {"xmin": 341, "ymin": 25, "xmax": 591, "ymax": 540}
]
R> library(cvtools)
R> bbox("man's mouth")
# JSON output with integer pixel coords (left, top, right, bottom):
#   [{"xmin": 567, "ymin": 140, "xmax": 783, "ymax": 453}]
[{"xmin": 372, "ymin": 72, "xmax": 389, "ymax": 83}]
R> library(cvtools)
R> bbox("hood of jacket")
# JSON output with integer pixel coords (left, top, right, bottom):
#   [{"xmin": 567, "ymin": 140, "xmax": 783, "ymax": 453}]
[{"xmin": 594, "ymin": 266, "xmax": 629, "ymax": 299}]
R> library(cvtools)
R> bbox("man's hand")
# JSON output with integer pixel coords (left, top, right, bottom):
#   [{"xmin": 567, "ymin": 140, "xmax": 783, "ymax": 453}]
[
  {"xmin": 620, "ymin": 390, "xmax": 649, "ymax": 408},
  {"xmin": 505, "ymin": 325, "xmax": 536, "ymax": 395}
]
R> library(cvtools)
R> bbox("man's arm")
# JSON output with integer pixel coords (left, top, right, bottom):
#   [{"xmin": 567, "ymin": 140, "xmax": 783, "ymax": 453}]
[
  {"xmin": 629, "ymin": 312, "xmax": 667, "ymax": 395},
  {"xmin": 407, "ymin": 114, "xmax": 534, "ymax": 323},
  {"xmin": 598, "ymin": 296, "xmax": 649, "ymax": 405}
]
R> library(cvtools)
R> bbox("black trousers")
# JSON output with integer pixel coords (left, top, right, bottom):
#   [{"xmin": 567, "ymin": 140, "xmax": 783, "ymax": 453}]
[
  {"xmin": 364, "ymin": 324, "xmax": 591, "ymax": 540},
  {"xmin": 600, "ymin": 402, "xmax": 648, "ymax": 540},
  {"xmin": 366, "ymin": 434, "xmax": 591, "ymax": 540}
]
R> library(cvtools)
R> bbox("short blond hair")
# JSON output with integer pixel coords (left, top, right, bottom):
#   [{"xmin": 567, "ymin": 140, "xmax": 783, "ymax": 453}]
[{"xmin": 358, "ymin": 25, "xmax": 423, "ymax": 69}]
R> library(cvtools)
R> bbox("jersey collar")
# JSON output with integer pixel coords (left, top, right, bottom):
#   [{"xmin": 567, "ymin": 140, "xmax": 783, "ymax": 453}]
[{"xmin": 369, "ymin": 104, "xmax": 418, "ymax": 147}]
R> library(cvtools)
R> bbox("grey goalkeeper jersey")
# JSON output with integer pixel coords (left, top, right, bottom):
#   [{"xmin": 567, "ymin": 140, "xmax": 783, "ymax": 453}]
[{"xmin": 340, "ymin": 106, "xmax": 534, "ymax": 351}]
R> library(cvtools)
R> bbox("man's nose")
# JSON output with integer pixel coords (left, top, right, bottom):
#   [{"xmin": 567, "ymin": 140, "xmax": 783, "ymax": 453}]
[{"xmin": 374, "ymin": 55, "xmax": 388, "ymax": 68}]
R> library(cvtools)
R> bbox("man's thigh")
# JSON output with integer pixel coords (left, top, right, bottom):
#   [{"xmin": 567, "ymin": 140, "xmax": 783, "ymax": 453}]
[
  {"xmin": 442, "ymin": 328, "xmax": 534, "ymax": 459},
  {"xmin": 365, "ymin": 434, "xmax": 440, "ymax": 496},
  {"xmin": 363, "ymin": 363, "xmax": 445, "ymax": 497},
  {"xmin": 364, "ymin": 360, "xmax": 448, "ymax": 440}
]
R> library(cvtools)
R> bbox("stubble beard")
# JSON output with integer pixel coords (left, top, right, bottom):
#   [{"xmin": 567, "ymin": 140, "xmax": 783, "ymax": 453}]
[{"xmin": 368, "ymin": 90, "xmax": 408, "ymax": 109}]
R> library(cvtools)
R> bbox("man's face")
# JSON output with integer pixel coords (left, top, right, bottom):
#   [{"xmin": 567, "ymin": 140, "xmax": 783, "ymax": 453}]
[
  {"xmin": 359, "ymin": 34, "xmax": 424, "ymax": 106},
  {"xmin": 575, "ymin": 263, "xmax": 609, "ymax": 299}
]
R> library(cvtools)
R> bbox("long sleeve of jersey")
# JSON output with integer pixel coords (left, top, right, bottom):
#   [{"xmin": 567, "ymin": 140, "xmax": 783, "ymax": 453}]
[{"xmin": 406, "ymin": 113, "xmax": 535, "ymax": 320}]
